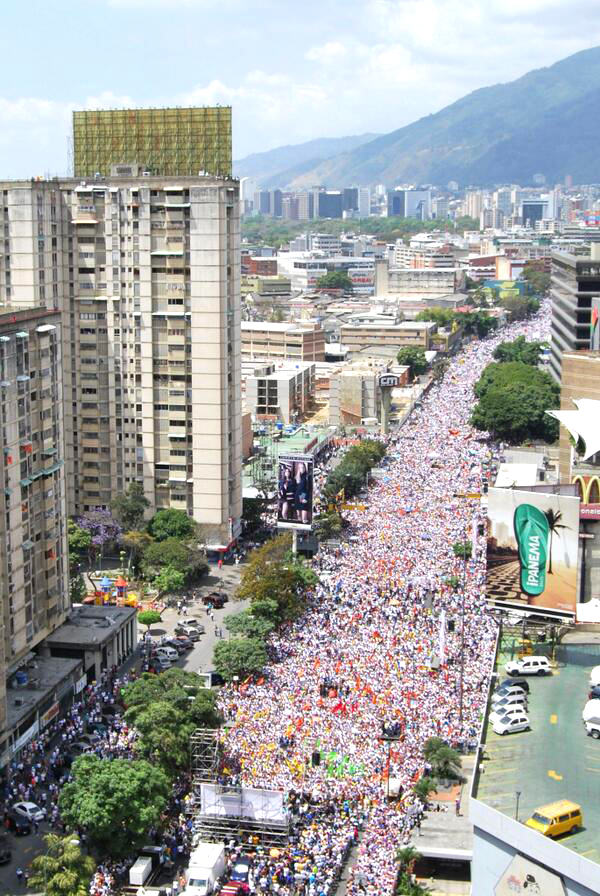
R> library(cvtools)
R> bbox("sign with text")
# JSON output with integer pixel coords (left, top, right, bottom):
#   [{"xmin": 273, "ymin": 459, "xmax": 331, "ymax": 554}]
[{"xmin": 379, "ymin": 374, "xmax": 400, "ymax": 388}]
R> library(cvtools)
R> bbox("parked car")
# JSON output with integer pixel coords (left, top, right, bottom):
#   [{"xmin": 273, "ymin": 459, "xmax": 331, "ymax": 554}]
[
  {"xmin": 496, "ymin": 677, "xmax": 530, "ymax": 694},
  {"xmin": 589, "ymin": 684, "xmax": 600, "ymax": 700},
  {"xmin": 175, "ymin": 636, "xmax": 193, "ymax": 651},
  {"xmin": 78, "ymin": 733, "xmax": 101, "ymax": 747},
  {"xmin": 492, "ymin": 684, "xmax": 528, "ymax": 703},
  {"xmin": 490, "ymin": 693, "xmax": 528, "ymax": 715},
  {"xmin": 230, "ymin": 857, "xmax": 252, "ymax": 883},
  {"xmin": 492, "ymin": 713, "xmax": 530, "ymax": 736},
  {"xmin": 202, "ymin": 592, "xmax": 227, "ymax": 608},
  {"xmin": 149, "ymin": 653, "xmax": 172, "ymax": 670},
  {"xmin": 505, "ymin": 656, "xmax": 551, "ymax": 677},
  {"xmin": 68, "ymin": 742, "xmax": 93, "ymax": 757},
  {"xmin": 156, "ymin": 646, "xmax": 178, "ymax": 662},
  {"xmin": 12, "ymin": 801, "xmax": 45, "ymax": 823},
  {"xmin": 178, "ymin": 618, "xmax": 205, "ymax": 633},
  {"xmin": 0, "ymin": 833, "xmax": 11, "ymax": 864},
  {"xmin": 88, "ymin": 722, "xmax": 108, "ymax": 736},
  {"xmin": 175, "ymin": 623, "xmax": 201, "ymax": 640},
  {"xmin": 490, "ymin": 704, "xmax": 529, "ymax": 726},
  {"xmin": 5, "ymin": 810, "xmax": 31, "ymax": 835},
  {"xmin": 163, "ymin": 638, "xmax": 187, "ymax": 655},
  {"xmin": 525, "ymin": 800, "xmax": 582, "ymax": 838}
]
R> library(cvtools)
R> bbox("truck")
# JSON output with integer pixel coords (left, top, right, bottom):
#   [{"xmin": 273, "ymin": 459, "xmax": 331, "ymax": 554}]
[{"xmin": 185, "ymin": 842, "xmax": 227, "ymax": 896}]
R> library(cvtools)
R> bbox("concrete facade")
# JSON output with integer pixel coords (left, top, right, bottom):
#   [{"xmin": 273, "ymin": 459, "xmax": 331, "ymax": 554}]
[
  {"xmin": 241, "ymin": 322, "xmax": 325, "ymax": 362},
  {"xmin": 0, "ymin": 177, "xmax": 242, "ymax": 546},
  {"xmin": 244, "ymin": 362, "xmax": 315, "ymax": 424},
  {"xmin": 340, "ymin": 321, "xmax": 436, "ymax": 354},
  {"xmin": 0, "ymin": 307, "xmax": 70, "ymax": 761},
  {"xmin": 550, "ymin": 248, "xmax": 600, "ymax": 382}
]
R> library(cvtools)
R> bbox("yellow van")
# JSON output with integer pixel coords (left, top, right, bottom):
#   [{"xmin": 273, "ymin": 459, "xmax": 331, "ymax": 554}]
[{"xmin": 525, "ymin": 800, "xmax": 582, "ymax": 837}]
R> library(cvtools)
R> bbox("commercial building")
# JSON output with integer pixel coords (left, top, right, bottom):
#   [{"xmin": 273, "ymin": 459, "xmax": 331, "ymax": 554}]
[
  {"xmin": 0, "ymin": 306, "xmax": 70, "ymax": 761},
  {"xmin": 375, "ymin": 264, "xmax": 465, "ymax": 297},
  {"xmin": 0, "ymin": 176, "xmax": 242, "ymax": 547},
  {"xmin": 340, "ymin": 320, "xmax": 436, "ymax": 354},
  {"xmin": 387, "ymin": 189, "xmax": 431, "ymax": 220},
  {"xmin": 329, "ymin": 360, "xmax": 409, "ymax": 426},
  {"xmin": 244, "ymin": 361, "xmax": 315, "ymax": 424},
  {"xmin": 241, "ymin": 322, "xmax": 325, "ymax": 362},
  {"xmin": 72, "ymin": 107, "xmax": 232, "ymax": 178},
  {"xmin": 549, "ymin": 246, "xmax": 600, "ymax": 381}
]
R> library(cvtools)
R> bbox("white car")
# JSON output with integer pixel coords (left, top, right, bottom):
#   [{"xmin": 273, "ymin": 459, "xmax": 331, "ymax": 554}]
[
  {"xmin": 12, "ymin": 801, "xmax": 45, "ymax": 822},
  {"xmin": 505, "ymin": 656, "xmax": 551, "ymax": 677},
  {"xmin": 491, "ymin": 684, "xmax": 527, "ymax": 703},
  {"xmin": 156, "ymin": 646, "xmax": 178, "ymax": 662},
  {"xmin": 490, "ymin": 693, "xmax": 528, "ymax": 715},
  {"xmin": 490, "ymin": 704, "xmax": 528, "ymax": 726},
  {"xmin": 492, "ymin": 713, "xmax": 530, "ymax": 736}
]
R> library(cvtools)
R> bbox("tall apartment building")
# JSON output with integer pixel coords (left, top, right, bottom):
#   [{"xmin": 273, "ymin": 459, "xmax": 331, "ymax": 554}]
[
  {"xmin": 0, "ymin": 306, "xmax": 70, "ymax": 756},
  {"xmin": 72, "ymin": 107, "xmax": 232, "ymax": 178},
  {"xmin": 0, "ymin": 178, "xmax": 242, "ymax": 547},
  {"xmin": 549, "ymin": 246, "xmax": 600, "ymax": 382}
]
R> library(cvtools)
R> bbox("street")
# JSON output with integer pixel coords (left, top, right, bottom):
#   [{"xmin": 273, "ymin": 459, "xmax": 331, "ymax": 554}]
[{"xmin": 0, "ymin": 562, "xmax": 245, "ymax": 895}]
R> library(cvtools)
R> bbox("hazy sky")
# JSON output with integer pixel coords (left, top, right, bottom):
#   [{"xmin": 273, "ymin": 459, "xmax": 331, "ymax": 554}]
[{"xmin": 0, "ymin": 0, "xmax": 599, "ymax": 177}]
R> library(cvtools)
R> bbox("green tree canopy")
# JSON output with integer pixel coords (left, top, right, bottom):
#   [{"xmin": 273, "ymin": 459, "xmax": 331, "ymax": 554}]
[
  {"xmin": 148, "ymin": 508, "xmax": 197, "ymax": 541},
  {"xmin": 316, "ymin": 271, "xmax": 354, "ymax": 292},
  {"xmin": 111, "ymin": 482, "xmax": 150, "ymax": 531},
  {"xmin": 452, "ymin": 540, "xmax": 472, "ymax": 560},
  {"xmin": 323, "ymin": 440, "xmax": 386, "ymax": 500},
  {"xmin": 29, "ymin": 833, "xmax": 96, "ymax": 896},
  {"xmin": 457, "ymin": 310, "xmax": 498, "ymax": 338},
  {"xmin": 236, "ymin": 533, "xmax": 318, "ymax": 622},
  {"xmin": 314, "ymin": 511, "xmax": 344, "ymax": 541},
  {"xmin": 225, "ymin": 609, "xmax": 276, "ymax": 640},
  {"xmin": 521, "ymin": 264, "xmax": 551, "ymax": 295},
  {"xmin": 493, "ymin": 335, "xmax": 546, "ymax": 366},
  {"xmin": 142, "ymin": 536, "xmax": 207, "ymax": 581},
  {"xmin": 396, "ymin": 346, "xmax": 428, "ymax": 379},
  {"xmin": 472, "ymin": 361, "xmax": 560, "ymax": 444},
  {"xmin": 59, "ymin": 755, "xmax": 169, "ymax": 858},
  {"xmin": 67, "ymin": 519, "xmax": 92, "ymax": 572},
  {"xmin": 153, "ymin": 564, "xmax": 185, "ymax": 596},
  {"xmin": 213, "ymin": 637, "xmax": 268, "ymax": 682},
  {"xmin": 121, "ymin": 529, "xmax": 153, "ymax": 572},
  {"xmin": 415, "ymin": 307, "xmax": 456, "ymax": 328},
  {"xmin": 137, "ymin": 609, "xmax": 162, "ymax": 631},
  {"xmin": 500, "ymin": 293, "xmax": 540, "ymax": 322}
]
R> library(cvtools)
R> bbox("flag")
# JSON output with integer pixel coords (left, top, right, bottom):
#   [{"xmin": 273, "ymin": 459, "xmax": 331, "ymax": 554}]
[{"xmin": 592, "ymin": 305, "xmax": 599, "ymax": 334}]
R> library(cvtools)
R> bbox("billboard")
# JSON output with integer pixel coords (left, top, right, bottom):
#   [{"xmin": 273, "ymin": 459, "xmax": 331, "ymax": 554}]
[
  {"xmin": 277, "ymin": 453, "xmax": 314, "ymax": 531},
  {"xmin": 200, "ymin": 784, "xmax": 286, "ymax": 823},
  {"xmin": 486, "ymin": 488, "xmax": 579, "ymax": 614},
  {"xmin": 590, "ymin": 298, "xmax": 600, "ymax": 351}
]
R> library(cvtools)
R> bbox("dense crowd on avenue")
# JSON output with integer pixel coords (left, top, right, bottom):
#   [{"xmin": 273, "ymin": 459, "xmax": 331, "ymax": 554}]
[{"xmin": 219, "ymin": 303, "xmax": 551, "ymax": 895}]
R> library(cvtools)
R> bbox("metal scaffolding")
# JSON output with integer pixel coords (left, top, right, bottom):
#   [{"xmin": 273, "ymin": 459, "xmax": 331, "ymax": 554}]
[
  {"xmin": 192, "ymin": 784, "xmax": 290, "ymax": 848},
  {"xmin": 190, "ymin": 729, "xmax": 220, "ymax": 785},
  {"xmin": 72, "ymin": 106, "xmax": 232, "ymax": 178}
]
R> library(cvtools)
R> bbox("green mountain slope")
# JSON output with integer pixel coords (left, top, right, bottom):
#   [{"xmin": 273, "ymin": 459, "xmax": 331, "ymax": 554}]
[
  {"xmin": 286, "ymin": 47, "xmax": 600, "ymax": 188},
  {"xmin": 233, "ymin": 134, "xmax": 379, "ymax": 186}
]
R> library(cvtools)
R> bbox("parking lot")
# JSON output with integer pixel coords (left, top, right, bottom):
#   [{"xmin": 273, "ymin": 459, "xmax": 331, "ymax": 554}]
[{"xmin": 476, "ymin": 643, "xmax": 600, "ymax": 865}]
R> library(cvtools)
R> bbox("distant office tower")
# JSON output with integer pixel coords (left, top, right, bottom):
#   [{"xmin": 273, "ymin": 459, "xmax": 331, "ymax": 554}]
[
  {"xmin": 239, "ymin": 178, "xmax": 258, "ymax": 205},
  {"xmin": 0, "ymin": 178, "xmax": 242, "ymax": 547},
  {"xmin": 72, "ymin": 107, "xmax": 232, "ymax": 178},
  {"xmin": 343, "ymin": 188, "xmax": 359, "ymax": 212},
  {"xmin": 493, "ymin": 188, "xmax": 513, "ymax": 217},
  {"xmin": 387, "ymin": 188, "xmax": 431, "ymax": 220},
  {"xmin": 465, "ymin": 190, "xmax": 483, "ymax": 220},
  {"xmin": 358, "ymin": 188, "xmax": 371, "ymax": 218},
  {"xmin": 0, "ymin": 306, "xmax": 70, "ymax": 736},
  {"xmin": 297, "ymin": 191, "xmax": 314, "ymax": 221},
  {"xmin": 270, "ymin": 189, "xmax": 283, "ymax": 218},
  {"xmin": 549, "ymin": 245, "xmax": 600, "ymax": 382},
  {"xmin": 317, "ymin": 191, "xmax": 344, "ymax": 219},
  {"xmin": 254, "ymin": 191, "xmax": 271, "ymax": 215},
  {"xmin": 521, "ymin": 201, "xmax": 546, "ymax": 227}
]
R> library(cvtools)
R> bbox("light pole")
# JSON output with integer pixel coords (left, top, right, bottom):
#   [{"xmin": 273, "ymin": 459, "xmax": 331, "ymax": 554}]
[
  {"xmin": 379, "ymin": 724, "xmax": 402, "ymax": 801},
  {"xmin": 515, "ymin": 791, "xmax": 521, "ymax": 821}
]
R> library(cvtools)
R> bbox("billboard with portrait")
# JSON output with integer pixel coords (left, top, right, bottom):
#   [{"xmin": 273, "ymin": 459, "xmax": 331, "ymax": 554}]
[
  {"xmin": 277, "ymin": 453, "xmax": 313, "ymax": 531},
  {"xmin": 486, "ymin": 487, "xmax": 579, "ymax": 614}
]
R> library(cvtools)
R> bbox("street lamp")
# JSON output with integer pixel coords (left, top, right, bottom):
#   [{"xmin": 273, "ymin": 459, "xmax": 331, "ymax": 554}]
[
  {"xmin": 515, "ymin": 791, "xmax": 521, "ymax": 821},
  {"xmin": 378, "ymin": 722, "xmax": 403, "ymax": 801}
]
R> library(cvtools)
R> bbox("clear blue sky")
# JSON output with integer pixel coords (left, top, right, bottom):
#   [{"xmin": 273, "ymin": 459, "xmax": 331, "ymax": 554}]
[{"xmin": 0, "ymin": 0, "xmax": 598, "ymax": 177}]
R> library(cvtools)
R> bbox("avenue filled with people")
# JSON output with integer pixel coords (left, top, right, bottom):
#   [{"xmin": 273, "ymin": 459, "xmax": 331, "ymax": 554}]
[{"xmin": 218, "ymin": 304, "xmax": 551, "ymax": 895}]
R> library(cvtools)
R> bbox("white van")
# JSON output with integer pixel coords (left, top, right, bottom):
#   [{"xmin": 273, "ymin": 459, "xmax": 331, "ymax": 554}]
[
  {"xmin": 505, "ymin": 656, "xmax": 551, "ymax": 677},
  {"xmin": 589, "ymin": 665, "xmax": 600, "ymax": 688},
  {"xmin": 156, "ymin": 646, "xmax": 178, "ymax": 662}
]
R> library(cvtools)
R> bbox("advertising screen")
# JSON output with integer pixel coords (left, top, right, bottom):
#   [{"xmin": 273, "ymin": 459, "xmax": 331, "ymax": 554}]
[
  {"xmin": 277, "ymin": 453, "xmax": 314, "ymax": 531},
  {"xmin": 486, "ymin": 487, "xmax": 579, "ymax": 614}
]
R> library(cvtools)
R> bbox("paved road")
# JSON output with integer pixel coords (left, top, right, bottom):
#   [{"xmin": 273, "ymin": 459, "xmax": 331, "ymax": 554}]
[{"xmin": 0, "ymin": 563, "xmax": 246, "ymax": 895}]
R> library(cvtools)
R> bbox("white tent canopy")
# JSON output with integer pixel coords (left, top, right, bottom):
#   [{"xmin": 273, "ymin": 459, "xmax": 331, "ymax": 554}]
[{"xmin": 547, "ymin": 398, "xmax": 600, "ymax": 461}]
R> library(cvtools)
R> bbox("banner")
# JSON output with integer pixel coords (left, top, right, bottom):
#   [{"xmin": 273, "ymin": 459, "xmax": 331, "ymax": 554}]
[
  {"xmin": 277, "ymin": 453, "xmax": 314, "ymax": 532},
  {"xmin": 486, "ymin": 487, "xmax": 579, "ymax": 614},
  {"xmin": 199, "ymin": 784, "xmax": 286, "ymax": 823}
]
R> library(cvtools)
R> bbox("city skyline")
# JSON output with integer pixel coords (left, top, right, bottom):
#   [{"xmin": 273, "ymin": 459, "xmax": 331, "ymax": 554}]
[{"xmin": 0, "ymin": 0, "xmax": 599, "ymax": 176}]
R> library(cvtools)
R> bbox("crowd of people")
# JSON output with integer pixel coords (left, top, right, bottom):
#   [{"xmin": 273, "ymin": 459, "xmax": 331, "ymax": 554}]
[{"xmin": 219, "ymin": 304, "xmax": 551, "ymax": 895}]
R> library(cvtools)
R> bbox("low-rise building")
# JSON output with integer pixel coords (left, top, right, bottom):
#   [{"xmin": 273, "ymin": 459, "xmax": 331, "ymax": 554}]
[
  {"xmin": 376, "ymin": 263, "xmax": 465, "ymax": 296},
  {"xmin": 241, "ymin": 322, "xmax": 325, "ymax": 362},
  {"xmin": 244, "ymin": 362, "xmax": 316, "ymax": 424},
  {"xmin": 329, "ymin": 360, "xmax": 410, "ymax": 426},
  {"xmin": 340, "ymin": 320, "xmax": 436, "ymax": 355}
]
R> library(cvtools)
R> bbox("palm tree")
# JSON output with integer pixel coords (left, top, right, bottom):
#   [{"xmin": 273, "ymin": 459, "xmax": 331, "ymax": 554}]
[
  {"xmin": 396, "ymin": 845, "xmax": 422, "ymax": 874},
  {"xmin": 29, "ymin": 833, "xmax": 96, "ymax": 896},
  {"xmin": 543, "ymin": 509, "xmax": 568, "ymax": 575}
]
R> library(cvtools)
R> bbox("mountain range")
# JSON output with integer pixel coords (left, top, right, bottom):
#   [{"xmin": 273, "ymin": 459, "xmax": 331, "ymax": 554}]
[{"xmin": 237, "ymin": 47, "xmax": 600, "ymax": 189}]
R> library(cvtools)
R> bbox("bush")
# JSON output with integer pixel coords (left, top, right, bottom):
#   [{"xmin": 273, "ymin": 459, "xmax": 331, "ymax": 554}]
[{"xmin": 471, "ymin": 361, "xmax": 559, "ymax": 444}]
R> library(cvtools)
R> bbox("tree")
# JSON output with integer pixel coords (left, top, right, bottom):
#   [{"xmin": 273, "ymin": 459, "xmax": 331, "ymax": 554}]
[
  {"xmin": 396, "ymin": 845, "xmax": 422, "ymax": 874},
  {"xmin": 67, "ymin": 519, "xmax": 92, "ymax": 574},
  {"xmin": 412, "ymin": 776, "xmax": 438, "ymax": 803},
  {"xmin": 142, "ymin": 537, "xmax": 207, "ymax": 581},
  {"xmin": 415, "ymin": 307, "xmax": 456, "ymax": 328},
  {"xmin": 522, "ymin": 265, "xmax": 551, "ymax": 295},
  {"xmin": 543, "ymin": 508, "xmax": 568, "ymax": 575},
  {"xmin": 243, "ymin": 496, "xmax": 270, "ymax": 533},
  {"xmin": 500, "ymin": 294, "xmax": 539, "ymax": 322},
  {"xmin": 493, "ymin": 336, "xmax": 546, "ymax": 366},
  {"xmin": 471, "ymin": 361, "xmax": 559, "ymax": 444},
  {"xmin": 314, "ymin": 511, "xmax": 344, "ymax": 541},
  {"xmin": 153, "ymin": 565, "xmax": 185, "ymax": 596},
  {"xmin": 428, "ymin": 744, "xmax": 462, "ymax": 780},
  {"xmin": 236, "ymin": 533, "xmax": 317, "ymax": 622},
  {"xmin": 76, "ymin": 509, "xmax": 122, "ymax": 569},
  {"xmin": 213, "ymin": 638, "xmax": 268, "ymax": 681},
  {"xmin": 452, "ymin": 541, "xmax": 472, "ymax": 560},
  {"xmin": 59, "ymin": 755, "xmax": 169, "ymax": 858},
  {"xmin": 147, "ymin": 508, "xmax": 196, "ymax": 542},
  {"xmin": 70, "ymin": 574, "xmax": 86, "ymax": 603},
  {"xmin": 316, "ymin": 271, "xmax": 353, "ymax": 292},
  {"xmin": 137, "ymin": 609, "xmax": 162, "ymax": 632},
  {"xmin": 28, "ymin": 833, "xmax": 96, "ymax": 896},
  {"xmin": 121, "ymin": 529, "xmax": 153, "ymax": 573},
  {"xmin": 225, "ymin": 610, "xmax": 276, "ymax": 640},
  {"xmin": 396, "ymin": 347, "xmax": 428, "ymax": 380},
  {"xmin": 423, "ymin": 737, "xmax": 447, "ymax": 762},
  {"xmin": 111, "ymin": 482, "xmax": 150, "ymax": 531},
  {"xmin": 458, "ymin": 310, "xmax": 498, "ymax": 338}
]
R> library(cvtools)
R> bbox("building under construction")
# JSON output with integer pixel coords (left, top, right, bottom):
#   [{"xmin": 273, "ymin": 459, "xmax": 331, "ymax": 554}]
[{"xmin": 72, "ymin": 106, "xmax": 232, "ymax": 178}]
